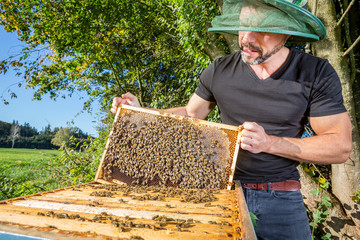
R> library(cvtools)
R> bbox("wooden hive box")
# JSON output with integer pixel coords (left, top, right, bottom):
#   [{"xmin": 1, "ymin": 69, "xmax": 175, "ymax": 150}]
[{"xmin": 0, "ymin": 105, "xmax": 256, "ymax": 240}]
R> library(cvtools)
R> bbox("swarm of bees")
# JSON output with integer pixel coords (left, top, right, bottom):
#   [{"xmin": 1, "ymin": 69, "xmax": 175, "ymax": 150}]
[
  {"xmin": 30, "ymin": 182, "xmax": 236, "ymax": 237},
  {"xmin": 89, "ymin": 183, "xmax": 219, "ymax": 204},
  {"xmin": 35, "ymin": 209, "xmax": 231, "ymax": 234},
  {"xmin": 103, "ymin": 110, "xmax": 232, "ymax": 189},
  {"xmin": 90, "ymin": 191, "xmax": 113, "ymax": 198}
]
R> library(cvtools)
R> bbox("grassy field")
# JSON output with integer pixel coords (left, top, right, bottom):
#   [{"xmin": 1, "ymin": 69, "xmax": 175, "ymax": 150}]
[{"xmin": 0, "ymin": 148, "xmax": 61, "ymax": 201}]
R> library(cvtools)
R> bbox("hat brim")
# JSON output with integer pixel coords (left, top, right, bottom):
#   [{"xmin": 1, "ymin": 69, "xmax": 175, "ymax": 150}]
[
  {"xmin": 208, "ymin": 0, "xmax": 326, "ymax": 43},
  {"xmin": 208, "ymin": 27, "xmax": 320, "ymax": 42}
]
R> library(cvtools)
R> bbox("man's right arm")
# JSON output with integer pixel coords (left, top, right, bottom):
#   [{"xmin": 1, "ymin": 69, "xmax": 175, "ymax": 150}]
[{"xmin": 111, "ymin": 92, "xmax": 215, "ymax": 120}]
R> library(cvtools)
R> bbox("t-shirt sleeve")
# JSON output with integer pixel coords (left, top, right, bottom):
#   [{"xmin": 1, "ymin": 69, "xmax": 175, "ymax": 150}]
[
  {"xmin": 308, "ymin": 60, "xmax": 347, "ymax": 117},
  {"xmin": 195, "ymin": 62, "xmax": 216, "ymax": 102}
]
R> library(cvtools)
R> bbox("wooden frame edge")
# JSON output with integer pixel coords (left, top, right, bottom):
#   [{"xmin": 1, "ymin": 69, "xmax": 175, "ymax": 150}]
[{"xmin": 234, "ymin": 181, "xmax": 257, "ymax": 240}]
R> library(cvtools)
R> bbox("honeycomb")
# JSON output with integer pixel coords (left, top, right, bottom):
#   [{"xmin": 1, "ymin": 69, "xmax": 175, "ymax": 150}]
[{"xmin": 100, "ymin": 106, "xmax": 240, "ymax": 189}]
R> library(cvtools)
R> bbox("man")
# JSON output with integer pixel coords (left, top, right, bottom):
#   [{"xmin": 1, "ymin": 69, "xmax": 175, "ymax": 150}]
[{"xmin": 111, "ymin": 0, "xmax": 352, "ymax": 239}]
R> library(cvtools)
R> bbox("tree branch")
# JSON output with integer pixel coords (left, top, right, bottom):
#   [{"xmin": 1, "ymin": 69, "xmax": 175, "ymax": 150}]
[
  {"xmin": 340, "ymin": 0, "xmax": 357, "ymax": 87},
  {"xmin": 343, "ymin": 35, "xmax": 360, "ymax": 57},
  {"xmin": 105, "ymin": 57, "xmax": 125, "ymax": 94},
  {"xmin": 336, "ymin": 0, "xmax": 356, "ymax": 27},
  {"xmin": 136, "ymin": 65, "xmax": 144, "ymax": 106}
]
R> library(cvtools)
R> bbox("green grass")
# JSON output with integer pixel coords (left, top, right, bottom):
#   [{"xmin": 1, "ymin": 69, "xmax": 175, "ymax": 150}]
[{"xmin": 0, "ymin": 148, "xmax": 61, "ymax": 201}]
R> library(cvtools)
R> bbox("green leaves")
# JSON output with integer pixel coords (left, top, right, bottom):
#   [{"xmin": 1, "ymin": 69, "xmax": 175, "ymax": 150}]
[
  {"xmin": 321, "ymin": 195, "xmax": 331, "ymax": 207},
  {"xmin": 0, "ymin": 0, "xmax": 227, "ymax": 115},
  {"xmin": 351, "ymin": 190, "xmax": 360, "ymax": 203},
  {"xmin": 309, "ymin": 188, "xmax": 332, "ymax": 239},
  {"xmin": 249, "ymin": 211, "xmax": 259, "ymax": 229},
  {"xmin": 310, "ymin": 188, "xmax": 320, "ymax": 196}
]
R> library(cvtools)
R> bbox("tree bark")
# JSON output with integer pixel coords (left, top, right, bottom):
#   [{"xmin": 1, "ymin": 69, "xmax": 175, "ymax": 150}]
[
  {"xmin": 202, "ymin": 42, "xmax": 227, "ymax": 61},
  {"xmin": 222, "ymin": 33, "xmax": 240, "ymax": 54},
  {"xmin": 299, "ymin": 167, "xmax": 360, "ymax": 239},
  {"xmin": 201, "ymin": 29, "xmax": 227, "ymax": 61},
  {"xmin": 308, "ymin": 0, "xmax": 360, "ymax": 230}
]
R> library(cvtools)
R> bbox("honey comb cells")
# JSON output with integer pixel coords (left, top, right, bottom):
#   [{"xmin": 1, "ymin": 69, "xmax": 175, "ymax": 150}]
[{"xmin": 102, "ymin": 109, "xmax": 233, "ymax": 189}]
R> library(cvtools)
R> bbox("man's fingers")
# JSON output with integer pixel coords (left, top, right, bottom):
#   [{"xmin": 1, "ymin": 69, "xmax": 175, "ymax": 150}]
[
  {"xmin": 240, "ymin": 134, "xmax": 254, "ymax": 146},
  {"xmin": 242, "ymin": 122, "xmax": 259, "ymax": 131},
  {"xmin": 121, "ymin": 92, "xmax": 141, "ymax": 107},
  {"xmin": 110, "ymin": 107, "xmax": 117, "ymax": 114},
  {"xmin": 122, "ymin": 92, "xmax": 136, "ymax": 101},
  {"xmin": 111, "ymin": 93, "xmax": 141, "ymax": 115},
  {"xmin": 241, "ymin": 142, "xmax": 252, "ymax": 151},
  {"xmin": 112, "ymin": 98, "xmax": 120, "ymax": 108}
]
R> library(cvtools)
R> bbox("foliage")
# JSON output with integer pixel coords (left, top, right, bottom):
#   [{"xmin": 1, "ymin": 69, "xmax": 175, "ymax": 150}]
[
  {"xmin": 0, "ymin": 148, "xmax": 60, "ymax": 200},
  {"xmin": 206, "ymin": 105, "xmax": 221, "ymax": 123},
  {"xmin": 249, "ymin": 211, "xmax": 258, "ymax": 229},
  {"xmin": 352, "ymin": 190, "xmax": 360, "ymax": 203},
  {"xmin": 302, "ymin": 162, "xmax": 332, "ymax": 239},
  {"xmin": 51, "ymin": 128, "xmax": 72, "ymax": 147},
  {"xmin": 0, "ymin": 121, "xmax": 39, "ymax": 138},
  {"xmin": 0, "ymin": 120, "xmax": 90, "ymax": 149},
  {"xmin": 0, "ymin": 0, "xmax": 218, "ymax": 111},
  {"xmin": 49, "ymin": 120, "xmax": 111, "ymax": 186},
  {"xmin": 303, "ymin": 163, "xmax": 330, "ymax": 189},
  {"xmin": 50, "ymin": 127, "xmax": 90, "ymax": 150},
  {"xmin": 309, "ymin": 188, "xmax": 332, "ymax": 240},
  {"xmin": 20, "ymin": 122, "xmax": 39, "ymax": 137}
]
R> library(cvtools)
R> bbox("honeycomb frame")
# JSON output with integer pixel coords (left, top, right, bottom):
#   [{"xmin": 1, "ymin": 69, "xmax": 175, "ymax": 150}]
[{"xmin": 95, "ymin": 105, "xmax": 241, "ymax": 190}]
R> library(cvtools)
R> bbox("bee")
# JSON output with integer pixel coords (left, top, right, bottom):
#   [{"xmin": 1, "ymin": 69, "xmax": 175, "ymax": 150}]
[{"xmin": 130, "ymin": 236, "xmax": 144, "ymax": 240}]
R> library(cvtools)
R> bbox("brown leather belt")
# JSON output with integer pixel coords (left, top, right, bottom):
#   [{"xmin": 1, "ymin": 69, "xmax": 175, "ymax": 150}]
[{"xmin": 241, "ymin": 180, "xmax": 301, "ymax": 191}]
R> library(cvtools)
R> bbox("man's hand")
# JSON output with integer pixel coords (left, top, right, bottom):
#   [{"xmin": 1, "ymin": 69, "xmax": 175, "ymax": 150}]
[
  {"xmin": 111, "ymin": 92, "xmax": 141, "ymax": 114},
  {"xmin": 240, "ymin": 122, "xmax": 271, "ymax": 154}
]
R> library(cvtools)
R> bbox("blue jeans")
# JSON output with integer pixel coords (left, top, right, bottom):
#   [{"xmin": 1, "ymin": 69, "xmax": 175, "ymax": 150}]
[{"xmin": 243, "ymin": 187, "xmax": 311, "ymax": 240}]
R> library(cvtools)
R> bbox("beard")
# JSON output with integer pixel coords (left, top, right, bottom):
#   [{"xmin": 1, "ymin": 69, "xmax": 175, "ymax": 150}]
[{"xmin": 240, "ymin": 40, "xmax": 285, "ymax": 65}]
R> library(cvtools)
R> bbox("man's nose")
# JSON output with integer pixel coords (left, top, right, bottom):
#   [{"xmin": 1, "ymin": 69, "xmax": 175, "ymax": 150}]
[{"xmin": 240, "ymin": 31, "xmax": 256, "ymax": 43}]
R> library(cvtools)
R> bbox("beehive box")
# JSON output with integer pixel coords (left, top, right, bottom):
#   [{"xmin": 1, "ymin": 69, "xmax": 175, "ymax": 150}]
[
  {"xmin": 0, "ymin": 181, "xmax": 255, "ymax": 239},
  {"xmin": 0, "ymin": 105, "xmax": 256, "ymax": 240}
]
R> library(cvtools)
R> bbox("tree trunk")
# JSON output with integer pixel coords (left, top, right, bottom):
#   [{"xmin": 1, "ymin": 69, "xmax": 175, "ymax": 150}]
[
  {"xmin": 202, "ymin": 30, "xmax": 227, "ymax": 61},
  {"xmin": 308, "ymin": 0, "xmax": 360, "ymax": 229},
  {"xmin": 222, "ymin": 33, "xmax": 240, "ymax": 54},
  {"xmin": 299, "ymin": 167, "xmax": 360, "ymax": 239},
  {"xmin": 10, "ymin": 124, "xmax": 20, "ymax": 148}
]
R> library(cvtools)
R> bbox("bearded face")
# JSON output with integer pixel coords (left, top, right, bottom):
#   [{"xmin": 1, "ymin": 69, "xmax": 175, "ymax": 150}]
[{"xmin": 238, "ymin": 32, "xmax": 289, "ymax": 65}]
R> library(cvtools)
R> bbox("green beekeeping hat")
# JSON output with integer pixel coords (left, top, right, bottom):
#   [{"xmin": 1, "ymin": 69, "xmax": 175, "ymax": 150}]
[{"xmin": 208, "ymin": 0, "xmax": 326, "ymax": 42}]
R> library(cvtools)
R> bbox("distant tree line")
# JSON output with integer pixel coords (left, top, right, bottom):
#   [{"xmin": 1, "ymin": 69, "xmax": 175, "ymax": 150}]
[{"xmin": 0, "ymin": 121, "xmax": 90, "ymax": 149}]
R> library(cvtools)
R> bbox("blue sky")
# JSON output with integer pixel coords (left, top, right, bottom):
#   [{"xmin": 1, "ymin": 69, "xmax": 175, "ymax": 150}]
[{"xmin": 0, "ymin": 27, "xmax": 101, "ymax": 136}]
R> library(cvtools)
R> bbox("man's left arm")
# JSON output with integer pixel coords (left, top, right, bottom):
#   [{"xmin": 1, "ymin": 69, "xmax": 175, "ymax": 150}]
[{"xmin": 240, "ymin": 112, "xmax": 352, "ymax": 164}]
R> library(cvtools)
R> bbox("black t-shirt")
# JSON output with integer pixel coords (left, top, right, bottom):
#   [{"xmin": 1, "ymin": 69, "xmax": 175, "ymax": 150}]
[{"xmin": 195, "ymin": 48, "xmax": 346, "ymax": 183}]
